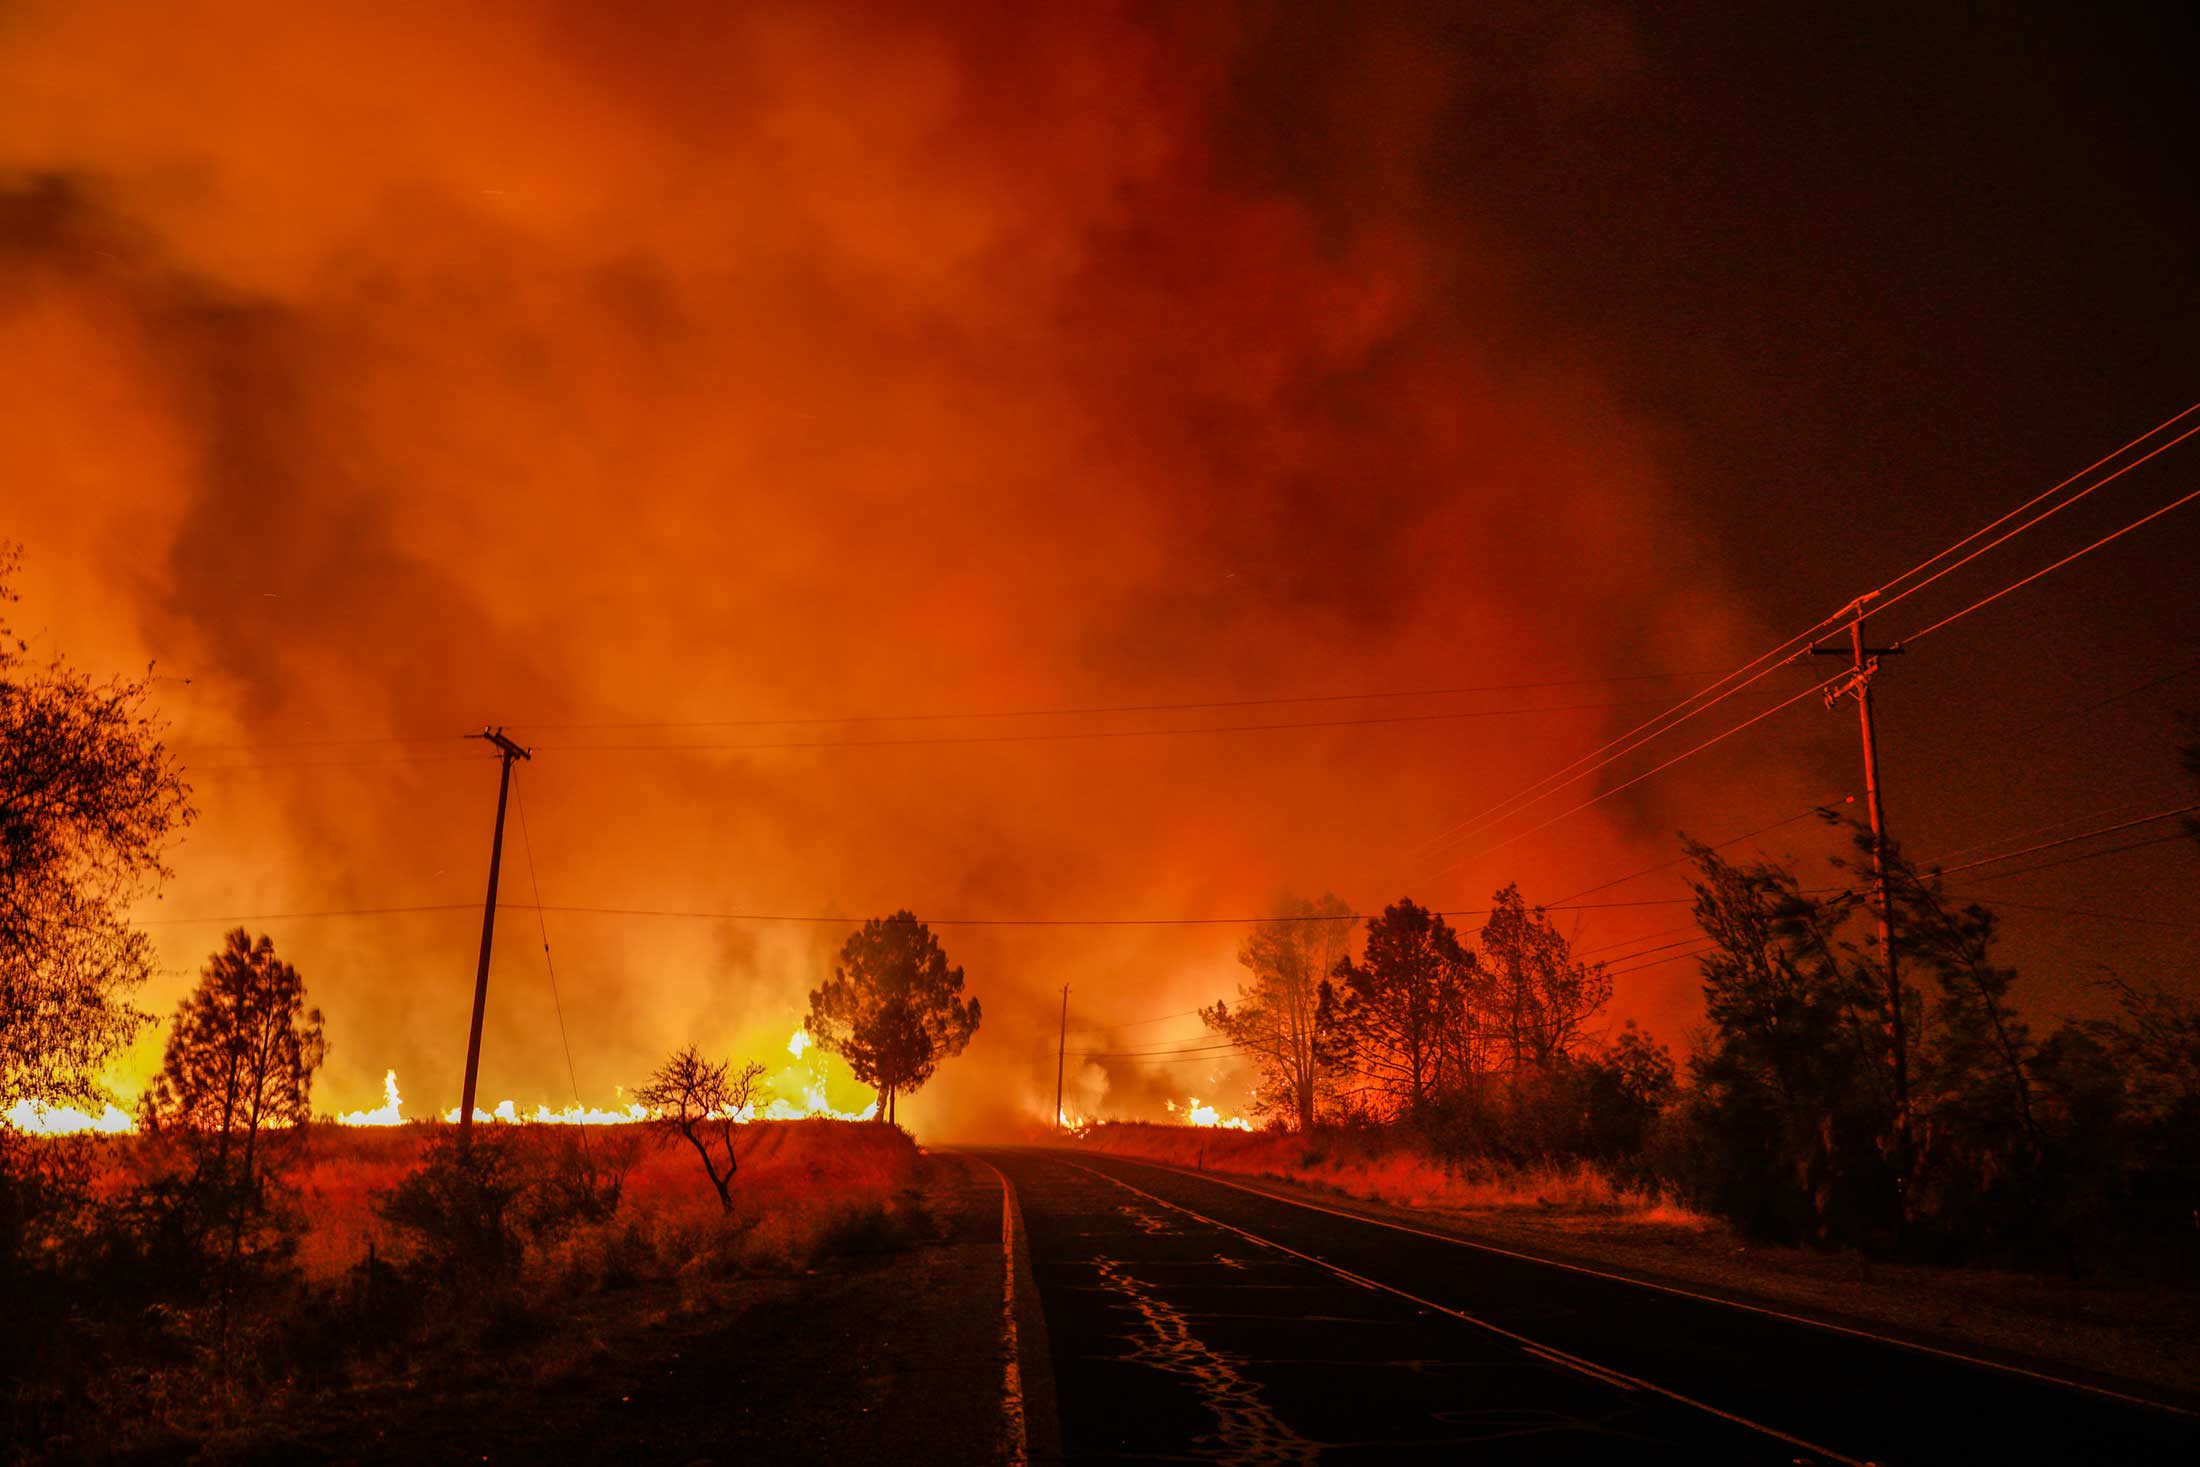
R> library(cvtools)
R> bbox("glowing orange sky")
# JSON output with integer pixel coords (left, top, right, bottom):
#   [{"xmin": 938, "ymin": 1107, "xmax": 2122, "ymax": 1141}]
[{"xmin": 8, "ymin": 3, "xmax": 2192, "ymax": 1137}]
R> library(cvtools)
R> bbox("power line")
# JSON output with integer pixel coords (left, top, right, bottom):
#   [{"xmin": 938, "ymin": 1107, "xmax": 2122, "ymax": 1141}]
[
  {"xmin": 1867, "ymin": 400, "xmax": 2200, "ymax": 614},
  {"xmin": 1590, "ymin": 934, "xmax": 1707, "ymax": 969},
  {"xmin": 1064, "ymin": 1040, "xmax": 1245, "ymax": 1059},
  {"xmin": 182, "ymin": 753, "xmax": 482, "ymax": 773},
  {"xmin": 1443, "ymin": 674, "xmax": 1846, "ymax": 870},
  {"xmin": 1944, "ymin": 894, "xmax": 2200, "ymax": 933},
  {"xmin": 1414, "ymin": 403, "xmax": 2200, "ymax": 863},
  {"xmin": 1604, "ymin": 943, "xmax": 1717, "ymax": 979},
  {"xmin": 170, "ymin": 672, "xmax": 1724, "ymax": 754},
  {"xmin": 1957, "ymin": 829, "xmax": 2193, "ymax": 885},
  {"xmin": 135, "ymin": 903, "xmax": 480, "ymax": 924},
  {"xmin": 134, "ymin": 894, "xmax": 1704, "ymax": 929},
  {"xmin": 527, "ymin": 697, "xmax": 1666, "ymax": 753},
  {"xmin": 1066, "ymin": 1005, "xmax": 1213, "ymax": 1034},
  {"xmin": 1902, "ymin": 475, "xmax": 2200, "ymax": 646},
  {"xmin": 511, "ymin": 768, "xmax": 591, "ymax": 1140},
  {"xmin": 1930, "ymin": 784, "xmax": 2193, "ymax": 867},
  {"xmin": 516, "ymin": 669, "xmax": 1726, "ymax": 732},
  {"xmin": 1578, "ymin": 920, "xmax": 1700, "ymax": 957},
  {"xmin": 1546, "ymin": 800, "xmax": 1845, "ymax": 905},
  {"xmin": 1065, "ymin": 1049, "xmax": 1251, "ymax": 1064},
  {"xmin": 2023, "ymin": 896, "xmax": 2200, "ymax": 932},
  {"xmin": 2006, "ymin": 658, "xmax": 2200, "ymax": 742},
  {"xmin": 1933, "ymin": 803, "xmax": 2200, "ymax": 878}
]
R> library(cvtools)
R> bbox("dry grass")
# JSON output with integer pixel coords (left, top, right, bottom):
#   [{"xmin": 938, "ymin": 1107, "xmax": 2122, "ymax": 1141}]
[
  {"xmin": 1075, "ymin": 1121, "xmax": 1707, "ymax": 1226},
  {"xmin": 9, "ymin": 1119, "xmax": 929, "ymax": 1460},
  {"xmin": 263, "ymin": 1116, "xmax": 923, "ymax": 1280}
]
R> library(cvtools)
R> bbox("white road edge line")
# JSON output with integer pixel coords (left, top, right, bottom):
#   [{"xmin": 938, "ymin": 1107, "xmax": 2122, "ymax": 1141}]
[
  {"xmin": 1058, "ymin": 1157, "xmax": 1873, "ymax": 1467},
  {"xmin": 970, "ymin": 1154, "xmax": 1031, "ymax": 1467},
  {"xmin": 1522, "ymin": 1344, "xmax": 1640, "ymax": 1393},
  {"xmin": 1098, "ymin": 1152, "xmax": 2198, "ymax": 1420}
]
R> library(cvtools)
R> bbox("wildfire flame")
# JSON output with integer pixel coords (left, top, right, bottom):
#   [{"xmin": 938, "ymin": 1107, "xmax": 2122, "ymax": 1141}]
[
  {"xmin": 1184, "ymin": 1096, "xmax": 1251, "ymax": 1131},
  {"xmin": 4, "ymin": 1099, "xmax": 135, "ymax": 1135},
  {"xmin": 11, "ymin": 1028, "xmax": 881, "ymax": 1134},
  {"xmin": 337, "ymin": 1069, "xmax": 406, "ymax": 1126}
]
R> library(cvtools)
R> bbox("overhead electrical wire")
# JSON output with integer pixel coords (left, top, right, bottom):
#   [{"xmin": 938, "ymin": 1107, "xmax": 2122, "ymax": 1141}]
[
  {"xmin": 133, "ymin": 894, "xmax": 1705, "ymax": 928},
  {"xmin": 1603, "ymin": 943, "xmax": 1717, "ymax": 979},
  {"xmin": 183, "ymin": 701, "xmax": 1660, "ymax": 767},
  {"xmin": 511, "ymin": 770, "xmax": 593, "ymax": 1154},
  {"xmin": 1958, "ymin": 830, "xmax": 2194, "ymax": 884},
  {"xmin": 1066, "ymin": 1005, "xmax": 1213, "ymax": 1034},
  {"xmin": 1441, "ymin": 674, "xmax": 1846, "ymax": 870},
  {"xmin": 2006, "ymin": 658, "xmax": 2200, "ymax": 741},
  {"xmin": 526, "ymin": 698, "xmax": 1666, "ymax": 754},
  {"xmin": 1577, "ymin": 920, "xmax": 1700, "ymax": 957},
  {"xmin": 1900, "ymin": 477, "xmax": 2200, "ymax": 646},
  {"xmin": 1545, "ymin": 800, "xmax": 1845, "ymax": 904},
  {"xmin": 1063, "ymin": 1041, "xmax": 1245, "ymax": 1060},
  {"xmin": 516, "ymin": 668, "xmax": 1727, "ymax": 733},
  {"xmin": 1940, "ymin": 894, "xmax": 2200, "ymax": 933},
  {"xmin": 1412, "ymin": 402, "xmax": 2200, "ymax": 864},
  {"xmin": 174, "ymin": 669, "xmax": 1721, "ymax": 754},
  {"xmin": 1929, "ymin": 785, "xmax": 2193, "ymax": 867},
  {"xmin": 1932, "ymin": 802, "xmax": 2200, "ymax": 878}
]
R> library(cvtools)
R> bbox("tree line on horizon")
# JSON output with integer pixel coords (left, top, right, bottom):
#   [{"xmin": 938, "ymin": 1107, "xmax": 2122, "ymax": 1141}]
[{"xmin": 1201, "ymin": 819, "xmax": 2200, "ymax": 1266}]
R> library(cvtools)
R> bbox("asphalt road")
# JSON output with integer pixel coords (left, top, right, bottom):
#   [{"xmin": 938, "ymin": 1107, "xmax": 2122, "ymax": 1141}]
[{"xmin": 980, "ymin": 1147, "xmax": 2199, "ymax": 1465}]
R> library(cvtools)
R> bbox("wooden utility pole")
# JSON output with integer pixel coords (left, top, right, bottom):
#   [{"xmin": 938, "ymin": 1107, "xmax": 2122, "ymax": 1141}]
[
  {"xmin": 1054, "ymin": 984, "xmax": 1070, "ymax": 1134},
  {"xmin": 459, "ymin": 726, "xmax": 532, "ymax": 1145},
  {"xmin": 1813, "ymin": 596, "xmax": 1910, "ymax": 1212}
]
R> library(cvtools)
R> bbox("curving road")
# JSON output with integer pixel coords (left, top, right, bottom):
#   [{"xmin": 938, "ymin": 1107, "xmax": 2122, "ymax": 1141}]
[{"xmin": 978, "ymin": 1147, "xmax": 2199, "ymax": 1465}]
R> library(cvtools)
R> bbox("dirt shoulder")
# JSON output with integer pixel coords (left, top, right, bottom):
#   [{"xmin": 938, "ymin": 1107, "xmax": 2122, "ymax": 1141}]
[
  {"xmin": 155, "ymin": 1152, "xmax": 1019, "ymax": 1467},
  {"xmin": 1082, "ymin": 1146, "xmax": 2200, "ymax": 1408}
]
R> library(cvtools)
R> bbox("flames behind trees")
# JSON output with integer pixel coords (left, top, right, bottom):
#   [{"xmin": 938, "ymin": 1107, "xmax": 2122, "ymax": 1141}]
[
  {"xmin": 806, "ymin": 913, "xmax": 979, "ymax": 1127},
  {"xmin": 1200, "ymin": 894, "xmax": 1353, "ymax": 1133},
  {"xmin": 0, "ymin": 545, "xmax": 193, "ymax": 1128},
  {"xmin": 636, "ymin": 1043, "xmax": 767, "ymax": 1212}
]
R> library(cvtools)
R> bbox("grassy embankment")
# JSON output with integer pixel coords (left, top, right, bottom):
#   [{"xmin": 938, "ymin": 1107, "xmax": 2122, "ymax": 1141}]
[
  {"xmin": 1074, "ymin": 1120, "xmax": 1702, "ymax": 1224},
  {"xmin": 15, "ymin": 1119, "xmax": 929, "ymax": 1462}
]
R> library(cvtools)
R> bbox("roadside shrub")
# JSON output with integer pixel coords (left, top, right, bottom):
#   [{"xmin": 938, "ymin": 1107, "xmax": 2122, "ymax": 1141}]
[
  {"xmin": 376, "ymin": 1130, "xmax": 526, "ymax": 1285},
  {"xmin": 520, "ymin": 1129, "xmax": 636, "ymax": 1238}
]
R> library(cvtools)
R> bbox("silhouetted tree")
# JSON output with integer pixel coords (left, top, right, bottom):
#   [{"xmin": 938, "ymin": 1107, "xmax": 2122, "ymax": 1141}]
[
  {"xmin": 1319, "ymin": 899, "xmax": 1476, "ymax": 1125},
  {"xmin": 635, "ymin": 1045, "xmax": 766, "ymax": 1212},
  {"xmin": 1577, "ymin": 1022, "xmax": 1678, "ymax": 1159},
  {"xmin": 1478, "ymin": 884, "xmax": 1612, "ymax": 1083},
  {"xmin": 1886, "ymin": 854, "xmax": 2039, "ymax": 1156},
  {"xmin": 807, "ymin": 912, "xmax": 980, "ymax": 1126},
  {"xmin": 1202, "ymin": 894, "xmax": 1355, "ymax": 1131},
  {"xmin": 142, "ymin": 929, "xmax": 326, "ymax": 1194},
  {"xmin": 0, "ymin": 544, "xmax": 193, "ymax": 1123},
  {"xmin": 1680, "ymin": 841, "xmax": 1899, "ymax": 1243}
]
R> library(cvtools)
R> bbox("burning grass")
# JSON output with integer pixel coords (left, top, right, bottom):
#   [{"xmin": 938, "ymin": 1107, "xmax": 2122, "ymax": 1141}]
[{"xmin": 1074, "ymin": 1121, "xmax": 1707, "ymax": 1226}]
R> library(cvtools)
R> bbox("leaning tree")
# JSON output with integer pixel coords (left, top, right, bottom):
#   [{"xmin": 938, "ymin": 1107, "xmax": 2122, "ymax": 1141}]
[{"xmin": 806, "ymin": 911, "xmax": 980, "ymax": 1126}]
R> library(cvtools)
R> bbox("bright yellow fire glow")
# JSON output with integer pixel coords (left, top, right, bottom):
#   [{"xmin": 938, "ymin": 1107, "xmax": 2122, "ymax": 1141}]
[
  {"xmin": 4, "ymin": 1099, "xmax": 135, "ymax": 1135},
  {"xmin": 1183, "ymin": 1096, "xmax": 1250, "ymax": 1131}
]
